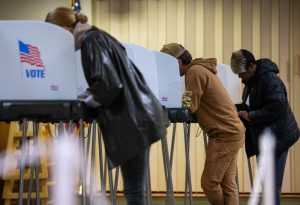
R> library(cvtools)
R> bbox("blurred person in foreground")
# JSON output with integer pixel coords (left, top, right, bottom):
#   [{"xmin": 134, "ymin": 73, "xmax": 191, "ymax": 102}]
[
  {"xmin": 161, "ymin": 43, "xmax": 245, "ymax": 205},
  {"xmin": 230, "ymin": 49, "xmax": 300, "ymax": 205},
  {"xmin": 46, "ymin": 7, "xmax": 168, "ymax": 205}
]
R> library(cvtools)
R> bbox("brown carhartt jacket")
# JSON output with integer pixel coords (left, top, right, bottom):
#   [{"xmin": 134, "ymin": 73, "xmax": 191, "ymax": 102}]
[{"xmin": 185, "ymin": 58, "xmax": 245, "ymax": 142}]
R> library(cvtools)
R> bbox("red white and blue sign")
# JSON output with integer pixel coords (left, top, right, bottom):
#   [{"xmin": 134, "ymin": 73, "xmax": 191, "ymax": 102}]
[{"xmin": 19, "ymin": 40, "xmax": 46, "ymax": 78}]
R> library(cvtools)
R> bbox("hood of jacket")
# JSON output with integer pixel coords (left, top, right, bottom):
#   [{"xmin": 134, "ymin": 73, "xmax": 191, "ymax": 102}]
[
  {"xmin": 255, "ymin": 58, "xmax": 279, "ymax": 77},
  {"xmin": 243, "ymin": 58, "xmax": 279, "ymax": 85},
  {"xmin": 188, "ymin": 58, "xmax": 218, "ymax": 74}
]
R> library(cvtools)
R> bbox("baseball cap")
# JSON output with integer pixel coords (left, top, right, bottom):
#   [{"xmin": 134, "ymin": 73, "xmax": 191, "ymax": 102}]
[{"xmin": 160, "ymin": 43, "xmax": 186, "ymax": 58}]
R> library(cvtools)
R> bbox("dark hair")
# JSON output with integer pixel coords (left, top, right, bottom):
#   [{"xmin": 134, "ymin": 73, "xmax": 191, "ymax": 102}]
[{"xmin": 178, "ymin": 50, "xmax": 192, "ymax": 65}]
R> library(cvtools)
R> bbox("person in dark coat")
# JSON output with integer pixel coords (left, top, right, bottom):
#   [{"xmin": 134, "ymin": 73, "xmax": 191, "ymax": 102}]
[
  {"xmin": 230, "ymin": 49, "xmax": 300, "ymax": 205},
  {"xmin": 46, "ymin": 7, "xmax": 168, "ymax": 205}
]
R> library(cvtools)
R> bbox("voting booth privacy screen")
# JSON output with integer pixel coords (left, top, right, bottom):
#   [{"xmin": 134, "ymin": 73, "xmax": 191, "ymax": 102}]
[
  {"xmin": 77, "ymin": 43, "xmax": 184, "ymax": 108},
  {"xmin": 216, "ymin": 64, "xmax": 241, "ymax": 104},
  {"xmin": 0, "ymin": 21, "xmax": 77, "ymax": 101},
  {"xmin": 0, "ymin": 20, "xmax": 240, "ymax": 109},
  {"xmin": 123, "ymin": 43, "xmax": 183, "ymax": 108}
]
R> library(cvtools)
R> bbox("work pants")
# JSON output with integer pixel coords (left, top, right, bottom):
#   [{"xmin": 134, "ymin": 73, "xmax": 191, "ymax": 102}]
[{"xmin": 201, "ymin": 138, "xmax": 242, "ymax": 205}]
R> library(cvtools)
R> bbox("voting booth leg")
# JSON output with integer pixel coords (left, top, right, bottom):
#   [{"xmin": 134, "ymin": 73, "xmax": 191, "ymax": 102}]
[
  {"xmin": 247, "ymin": 157, "xmax": 253, "ymax": 189},
  {"xmin": 161, "ymin": 134, "xmax": 175, "ymax": 205},
  {"xmin": 183, "ymin": 123, "xmax": 193, "ymax": 205},
  {"xmin": 84, "ymin": 121, "xmax": 92, "ymax": 200},
  {"xmin": 89, "ymin": 121, "xmax": 97, "ymax": 205},
  {"xmin": 27, "ymin": 122, "xmax": 41, "ymax": 205},
  {"xmin": 18, "ymin": 119, "xmax": 28, "ymax": 205},
  {"xmin": 79, "ymin": 119, "xmax": 87, "ymax": 205},
  {"xmin": 97, "ymin": 124, "xmax": 107, "ymax": 204},
  {"xmin": 108, "ymin": 167, "xmax": 119, "ymax": 205},
  {"xmin": 169, "ymin": 124, "xmax": 177, "ymax": 168},
  {"xmin": 145, "ymin": 160, "xmax": 152, "ymax": 205}
]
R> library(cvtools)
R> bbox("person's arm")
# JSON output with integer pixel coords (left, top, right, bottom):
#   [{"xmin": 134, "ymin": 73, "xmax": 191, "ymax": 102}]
[
  {"xmin": 80, "ymin": 30, "xmax": 123, "ymax": 106},
  {"xmin": 248, "ymin": 75, "xmax": 287, "ymax": 124},
  {"xmin": 78, "ymin": 89, "xmax": 101, "ymax": 108},
  {"xmin": 184, "ymin": 72, "xmax": 206, "ymax": 113}
]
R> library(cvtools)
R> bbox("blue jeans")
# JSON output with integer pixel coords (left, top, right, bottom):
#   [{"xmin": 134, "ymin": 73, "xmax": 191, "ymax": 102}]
[
  {"xmin": 121, "ymin": 148, "xmax": 150, "ymax": 205},
  {"xmin": 275, "ymin": 150, "xmax": 288, "ymax": 205}
]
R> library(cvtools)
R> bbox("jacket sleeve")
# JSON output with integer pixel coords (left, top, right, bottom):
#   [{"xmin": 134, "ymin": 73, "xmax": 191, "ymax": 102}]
[
  {"xmin": 185, "ymin": 71, "xmax": 206, "ymax": 113},
  {"xmin": 248, "ymin": 75, "xmax": 287, "ymax": 124},
  {"xmin": 80, "ymin": 30, "xmax": 123, "ymax": 106}
]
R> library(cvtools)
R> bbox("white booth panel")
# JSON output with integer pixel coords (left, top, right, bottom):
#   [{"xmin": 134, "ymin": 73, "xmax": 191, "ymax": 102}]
[
  {"xmin": 154, "ymin": 51, "xmax": 183, "ymax": 108},
  {"xmin": 77, "ymin": 43, "xmax": 183, "ymax": 108},
  {"xmin": 216, "ymin": 63, "xmax": 241, "ymax": 104},
  {"xmin": 76, "ymin": 50, "xmax": 89, "ymax": 94},
  {"xmin": 123, "ymin": 43, "xmax": 160, "ymax": 99},
  {"xmin": 0, "ymin": 21, "xmax": 77, "ymax": 101}
]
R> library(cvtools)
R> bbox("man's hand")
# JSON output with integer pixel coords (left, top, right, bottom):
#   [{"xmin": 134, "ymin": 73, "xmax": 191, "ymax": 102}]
[
  {"xmin": 238, "ymin": 110, "xmax": 250, "ymax": 121},
  {"xmin": 182, "ymin": 90, "xmax": 193, "ymax": 108}
]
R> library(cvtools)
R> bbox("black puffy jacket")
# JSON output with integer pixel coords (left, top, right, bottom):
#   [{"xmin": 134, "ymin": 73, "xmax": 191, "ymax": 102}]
[
  {"xmin": 80, "ymin": 26, "xmax": 168, "ymax": 168},
  {"xmin": 244, "ymin": 59, "xmax": 299, "ymax": 157}
]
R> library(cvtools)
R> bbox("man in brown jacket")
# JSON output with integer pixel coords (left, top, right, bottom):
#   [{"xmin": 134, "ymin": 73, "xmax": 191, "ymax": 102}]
[{"xmin": 161, "ymin": 43, "xmax": 245, "ymax": 205}]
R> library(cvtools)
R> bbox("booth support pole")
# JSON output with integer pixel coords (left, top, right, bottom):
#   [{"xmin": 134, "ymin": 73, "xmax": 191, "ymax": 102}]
[
  {"xmin": 89, "ymin": 120, "xmax": 97, "ymax": 205},
  {"xmin": 183, "ymin": 123, "xmax": 193, "ymax": 205},
  {"xmin": 18, "ymin": 119, "xmax": 28, "ymax": 205},
  {"xmin": 161, "ymin": 136, "xmax": 175, "ymax": 205},
  {"xmin": 145, "ymin": 159, "xmax": 152, "ymax": 205},
  {"xmin": 170, "ymin": 123, "xmax": 177, "ymax": 168},
  {"xmin": 25, "ymin": 122, "xmax": 40, "ymax": 205},
  {"xmin": 108, "ymin": 166, "xmax": 119, "ymax": 205},
  {"xmin": 26, "ymin": 122, "xmax": 41, "ymax": 205},
  {"xmin": 79, "ymin": 119, "xmax": 87, "ymax": 205},
  {"xmin": 247, "ymin": 158, "xmax": 253, "ymax": 189},
  {"xmin": 97, "ymin": 124, "xmax": 107, "ymax": 204}
]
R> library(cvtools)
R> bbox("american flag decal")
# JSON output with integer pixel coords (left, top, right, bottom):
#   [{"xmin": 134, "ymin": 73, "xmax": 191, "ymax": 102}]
[{"xmin": 19, "ymin": 40, "xmax": 45, "ymax": 68}]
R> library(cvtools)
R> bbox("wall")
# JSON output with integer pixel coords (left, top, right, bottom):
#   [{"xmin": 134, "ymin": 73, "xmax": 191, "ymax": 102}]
[{"xmin": 0, "ymin": 0, "xmax": 92, "ymax": 22}]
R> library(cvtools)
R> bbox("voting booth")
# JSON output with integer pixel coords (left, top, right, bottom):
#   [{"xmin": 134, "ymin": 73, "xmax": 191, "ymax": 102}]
[
  {"xmin": 0, "ymin": 21, "xmax": 180, "ymax": 205},
  {"xmin": 0, "ymin": 21, "xmax": 90, "ymax": 205},
  {"xmin": 0, "ymin": 21, "xmax": 85, "ymax": 122},
  {"xmin": 0, "ymin": 20, "xmax": 242, "ymax": 205}
]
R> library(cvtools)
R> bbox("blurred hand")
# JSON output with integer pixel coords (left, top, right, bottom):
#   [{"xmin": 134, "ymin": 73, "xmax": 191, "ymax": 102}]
[
  {"xmin": 182, "ymin": 90, "xmax": 193, "ymax": 108},
  {"xmin": 78, "ymin": 89, "xmax": 101, "ymax": 108},
  {"xmin": 78, "ymin": 89, "xmax": 92, "ymax": 99},
  {"xmin": 238, "ymin": 110, "xmax": 250, "ymax": 121}
]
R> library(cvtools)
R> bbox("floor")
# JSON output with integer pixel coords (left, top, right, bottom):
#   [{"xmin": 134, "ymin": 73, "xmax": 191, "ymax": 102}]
[{"xmin": 82, "ymin": 195, "xmax": 300, "ymax": 205}]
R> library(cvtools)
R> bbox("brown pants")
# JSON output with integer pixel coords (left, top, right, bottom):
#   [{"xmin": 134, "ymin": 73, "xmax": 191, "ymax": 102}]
[{"xmin": 201, "ymin": 138, "xmax": 242, "ymax": 205}]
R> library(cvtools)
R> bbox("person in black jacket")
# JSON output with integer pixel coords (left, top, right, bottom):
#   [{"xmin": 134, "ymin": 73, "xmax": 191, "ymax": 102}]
[
  {"xmin": 46, "ymin": 7, "xmax": 168, "ymax": 205},
  {"xmin": 230, "ymin": 49, "xmax": 300, "ymax": 205}
]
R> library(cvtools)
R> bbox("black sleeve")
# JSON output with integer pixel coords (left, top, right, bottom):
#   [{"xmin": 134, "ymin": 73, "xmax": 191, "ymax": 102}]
[
  {"xmin": 249, "ymin": 74, "xmax": 287, "ymax": 124},
  {"xmin": 80, "ymin": 30, "xmax": 123, "ymax": 106}
]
